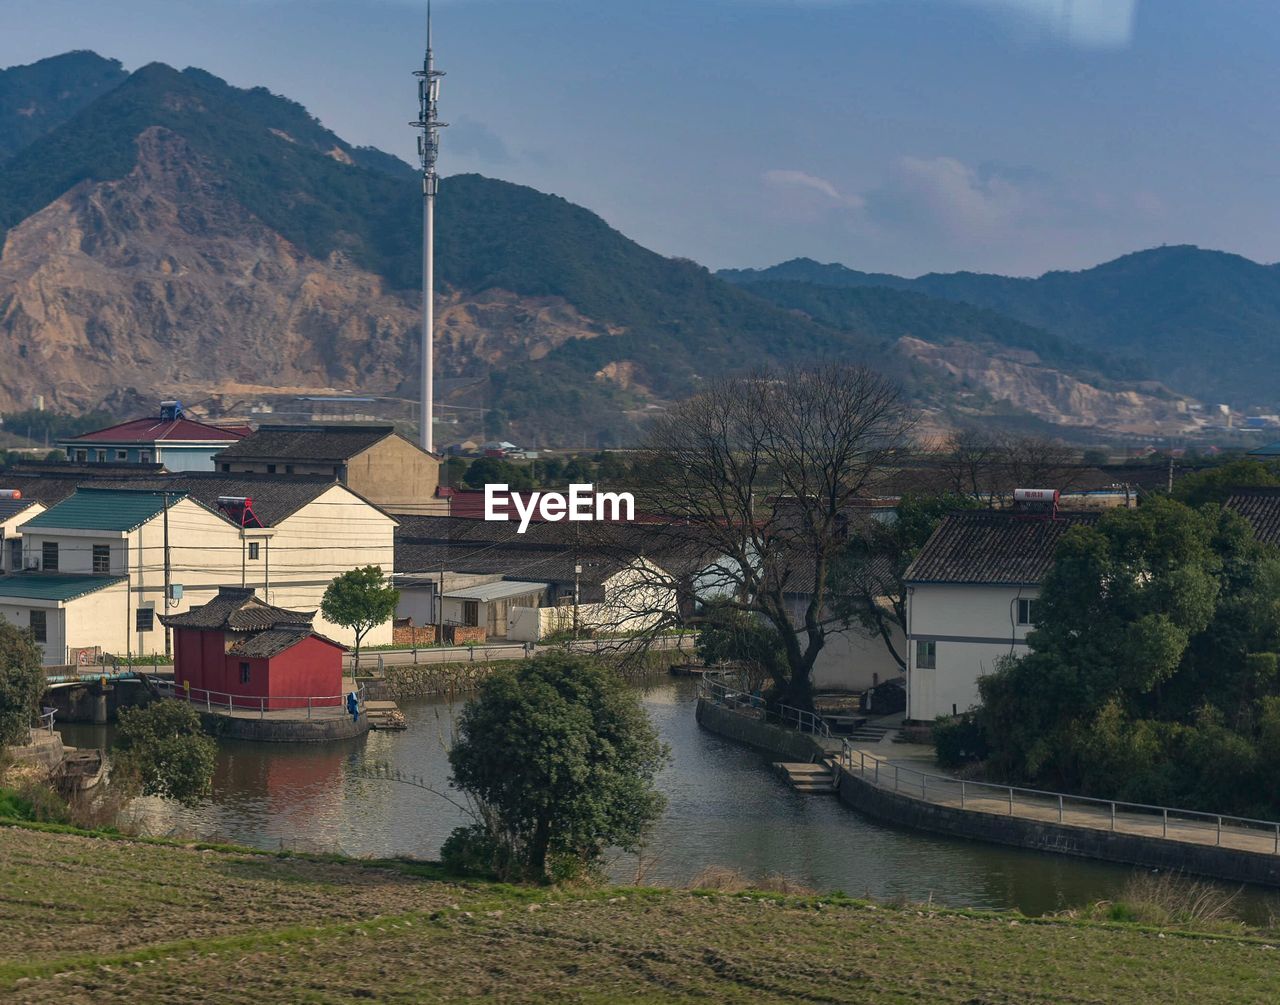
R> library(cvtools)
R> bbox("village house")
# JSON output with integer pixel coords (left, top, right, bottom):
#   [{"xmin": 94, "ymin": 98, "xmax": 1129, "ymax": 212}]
[
  {"xmin": 902, "ymin": 508, "xmax": 1099, "ymax": 722},
  {"xmin": 214, "ymin": 424, "xmax": 444, "ymax": 515},
  {"xmin": 59, "ymin": 402, "xmax": 250, "ymax": 471},
  {"xmin": 0, "ymin": 475, "xmax": 397, "ymax": 663},
  {"xmin": 162, "ymin": 588, "xmax": 345, "ymax": 710},
  {"xmin": 0, "ymin": 493, "xmax": 46, "ymax": 574}
]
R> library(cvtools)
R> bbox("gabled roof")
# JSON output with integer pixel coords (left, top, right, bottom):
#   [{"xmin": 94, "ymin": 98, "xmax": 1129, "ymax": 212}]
[
  {"xmin": 66, "ymin": 416, "xmax": 250, "ymax": 444},
  {"xmin": 160, "ymin": 588, "xmax": 315, "ymax": 632},
  {"xmin": 905, "ymin": 510, "xmax": 1100, "ymax": 587},
  {"xmin": 0, "ymin": 497, "xmax": 41, "ymax": 522},
  {"xmin": 20, "ymin": 488, "xmax": 183, "ymax": 533},
  {"xmin": 0, "ymin": 573, "xmax": 126, "ymax": 601},
  {"xmin": 91, "ymin": 473, "xmax": 363, "ymax": 527},
  {"xmin": 1224, "ymin": 488, "xmax": 1280, "ymax": 547},
  {"xmin": 215, "ymin": 424, "xmax": 403, "ymax": 462}
]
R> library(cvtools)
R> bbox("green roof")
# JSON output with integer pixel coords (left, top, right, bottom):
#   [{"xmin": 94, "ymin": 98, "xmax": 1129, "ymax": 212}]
[
  {"xmin": 0, "ymin": 574, "xmax": 126, "ymax": 601},
  {"xmin": 20, "ymin": 489, "xmax": 183, "ymax": 532}
]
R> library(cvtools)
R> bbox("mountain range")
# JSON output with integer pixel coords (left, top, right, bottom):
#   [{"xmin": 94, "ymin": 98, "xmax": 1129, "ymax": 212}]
[{"xmin": 0, "ymin": 51, "xmax": 1267, "ymax": 445}]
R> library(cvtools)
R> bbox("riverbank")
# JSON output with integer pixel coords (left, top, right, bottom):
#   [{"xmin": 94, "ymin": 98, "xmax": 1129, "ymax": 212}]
[{"xmin": 1, "ymin": 822, "xmax": 1277, "ymax": 1003}]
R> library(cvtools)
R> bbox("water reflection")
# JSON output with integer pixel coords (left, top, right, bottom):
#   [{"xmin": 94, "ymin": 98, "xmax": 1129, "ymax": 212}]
[{"xmin": 55, "ymin": 677, "xmax": 1279, "ymax": 918}]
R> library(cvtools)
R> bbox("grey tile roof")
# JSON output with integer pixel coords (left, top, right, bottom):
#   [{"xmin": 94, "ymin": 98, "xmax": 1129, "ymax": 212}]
[
  {"xmin": 227, "ymin": 625, "xmax": 343, "ymax": 658},
  {"xmin": 161, "ymin": 589, "xmax": 315, "ymax": 631},
  {"xmin": 904, "ymin": 510, "xmax": 1100, "ymax": 586},
  {"xmin": 0, "ymin": 498, "xmax": 40, "ymax": 522},
  {"xmin": 216, "ymin": 424, "xmax": 397, "ymax": 463},
  {"xmin": 92, "ymin": 473, "xmax": 341, "ymax": 526},
  {"xmin": 1224, "ymin": 489, "xmax": 1280, "ymax": 547}
]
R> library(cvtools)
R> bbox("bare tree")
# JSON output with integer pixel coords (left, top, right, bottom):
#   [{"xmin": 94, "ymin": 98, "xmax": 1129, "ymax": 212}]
[
  {"xmin": 613, "ymin": 364, "xmax": 912, "ymax": 708},
  {"xmin": 939, "ymin": 428, "xmax": 1080, "ymax": 505}
]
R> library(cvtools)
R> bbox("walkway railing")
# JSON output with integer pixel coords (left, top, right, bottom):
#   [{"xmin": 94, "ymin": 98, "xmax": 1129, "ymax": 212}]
[
  {"xmin": 152, "ymin": 679, "xmax": 363, "ymax": 720},
  {"xmin": 698, "ymin": 671, "xmax": 832, "ymax": 739},
  {"xmin": 840, "ymin": 744, "xmax": 1280, "ymax": 855}
]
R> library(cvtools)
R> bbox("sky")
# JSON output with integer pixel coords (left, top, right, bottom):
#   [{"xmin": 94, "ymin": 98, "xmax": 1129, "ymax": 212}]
[{"xmin": 3, "ymin": 0, "xmax": 1279, "ymax": 276}]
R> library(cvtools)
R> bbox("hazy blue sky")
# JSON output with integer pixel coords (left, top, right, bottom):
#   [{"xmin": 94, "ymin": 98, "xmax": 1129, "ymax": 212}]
[{"xmin": 3, "ymin": 0, "xmax": 1278, "ymax": 275}]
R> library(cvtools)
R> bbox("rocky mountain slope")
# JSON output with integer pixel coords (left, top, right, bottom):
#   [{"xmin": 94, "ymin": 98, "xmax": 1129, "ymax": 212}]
[
  {"xmin": 722, "ymin": 249, "xmax": 1280, "ymax": 409},
  {"xmin": 0, "ymin": 51, "xmax": 1195, "ymax": 443}
]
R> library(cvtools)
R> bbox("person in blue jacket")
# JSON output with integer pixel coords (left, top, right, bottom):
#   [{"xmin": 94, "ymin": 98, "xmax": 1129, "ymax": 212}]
[{"xmin": 346, "ymin": 690, "xmax": 359, "ymax": 723}]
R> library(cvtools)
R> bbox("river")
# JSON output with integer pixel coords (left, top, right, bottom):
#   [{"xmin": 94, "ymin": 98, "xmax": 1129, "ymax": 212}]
[{"xmin": 55, "ymin": 676, "xmax": 1275, "ymax": 918}]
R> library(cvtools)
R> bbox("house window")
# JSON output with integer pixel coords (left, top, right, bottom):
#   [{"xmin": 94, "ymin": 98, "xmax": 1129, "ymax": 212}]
[
  {"xmin": 74, "ymin": 449, "xmax": 88, "ymax": 462},
  {"xmin": 266, "ymin": 464, "xmax": 277, "ymax": 474},
  {"xmin": 94, "ymin": 449, "xmax": 107, "ymax": 463},
  {"xmin": 92, "ymin": 545, "xmax": 110, "ymax": 574},
  {"xmin": 285, "ymin": 465, "xmax": 294, "ymax": 474},
  {"xmin": 41, "ymin": 541, "xmax": 58, "ymax": 572},
  {"xmin": 240, "ymin": 662, "xmax": 251, "ymax": 684},
  {"xmin": 248, "ymin": 542, "xmax": 260, "ymax": 560},
  {"xmin": 1017, "ymin": 598, "xmax": 1039, "ymax": 626},
  {"xmin": 916, "ymin": 640, "xmax": 937, "ymax": 670},
  {"xmin": 115, "ymin": 449, "xmax": 128, "ymax": 461},
  {"xmin": 136, "ymin": 608, "xmax": 154, "ymax": 632},
  {"xmin": 139, "ymin": 450, "xmax": 152, "ymax": 464},
  {"xmin": 8, "ymin": 538, "xmax": 20, "ymax": 572},
  {"xmin": 29, "ymin": 609, "xmax": 46, "ymax": 643},
  {"xmin": 221, "ymin": 463, "xmax": 231, "ymax": 472},
  {"xmin": 463, "ymin": 601, "xmax": 479, "ymax": 627}
]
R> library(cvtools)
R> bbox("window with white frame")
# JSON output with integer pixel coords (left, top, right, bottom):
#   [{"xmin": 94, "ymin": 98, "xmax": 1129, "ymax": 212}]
[
  {"xmin": 1017, "ymin": 598, "xmax": 1039, "ymax": 626},
  {"xmin": 92, "ymin": 544, "xmax": 110, "ymax": 574},
  {"xmin": 916, "ymin": 639, "xmax": 937, "ymax": 670}
]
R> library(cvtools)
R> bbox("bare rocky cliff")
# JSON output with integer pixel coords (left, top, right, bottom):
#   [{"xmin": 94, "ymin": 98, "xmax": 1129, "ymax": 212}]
[{"xmin": 0, "ymin": 127, "xmax": 604, "ymax": 414}]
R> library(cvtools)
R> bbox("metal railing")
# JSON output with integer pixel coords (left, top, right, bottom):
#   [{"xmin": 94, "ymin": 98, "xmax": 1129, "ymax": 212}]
[
  {"xmin": 839, "ymin": 744, "xmax": 1280, "ymax": 854},
  {"xmin": 698, "ymin": 671, "xmax": 832, "ymax": 739},
  {"xmin": 153, "ymin": 679, "xmax": 364, "ymax": 720}
]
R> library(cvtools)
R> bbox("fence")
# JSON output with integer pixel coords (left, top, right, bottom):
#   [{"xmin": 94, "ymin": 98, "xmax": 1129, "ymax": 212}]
[
  {"xmin": 840, "ymin": 744, "xmax": 1280, "ymax": 854},
  {"xmin": 698, "ymin": 670, "xmax": 831, "ymax": 739},
  {"xmin": 152, "ymin": 679, "xmax": 363, "ymax": 720}
]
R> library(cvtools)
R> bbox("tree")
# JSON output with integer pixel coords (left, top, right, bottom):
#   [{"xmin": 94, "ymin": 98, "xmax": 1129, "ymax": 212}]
[
  {"xmin": 447, "ymin": 652, "xmax": 668, "ymax": 881},
  {"xmin": 0, "ymin": 621, "xmax": 43, "ymax": 747},
  {"xmin": 1172, "ymin": 458, "xmax": 1280, "ymax": 508},
  {"xmin": 626, "ymin": 363, "xmax": 911, "ymax": 708},
  {"xmin": 938, "ymin": 429, "xmax": 1080, "ymax": 506},
  {"xmin": 113, "ymin": 700, "xmax": 217, "ymax": 806},
  {"xmin": 320, "ymin": 566, "xmax": 399, "ymax": 669},
  {"xmin": 830, "ymin": 491, "xmax": 981, "ymax": 670}
]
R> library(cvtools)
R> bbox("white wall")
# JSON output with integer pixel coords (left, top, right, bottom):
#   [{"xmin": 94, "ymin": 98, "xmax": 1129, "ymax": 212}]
[
  {"xmin": 810, "ymin": 622, "xmax": 905, "ymax": 693},
  {"xmin": 906, "ymin": 583, "xmax": 1037, "ymax": 721}
]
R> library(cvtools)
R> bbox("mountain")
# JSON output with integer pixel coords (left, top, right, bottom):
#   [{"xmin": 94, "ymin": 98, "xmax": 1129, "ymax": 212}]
[
  {"xmin": 0, "ymin": 52, "xmax": 1190, "ymax": 444},
  {"xmin": 722, "ymin": 249, "xmax": 1280, "ymax": 408},
  {"xmin": 0, "ymin": 51, "xmax": 128, "ymax": 161}
]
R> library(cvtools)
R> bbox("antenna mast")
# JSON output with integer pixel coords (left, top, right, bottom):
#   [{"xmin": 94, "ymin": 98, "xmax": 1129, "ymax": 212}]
[{"xmin": 412, "ymin": 1, "xmax": 446, "ymax": 452}]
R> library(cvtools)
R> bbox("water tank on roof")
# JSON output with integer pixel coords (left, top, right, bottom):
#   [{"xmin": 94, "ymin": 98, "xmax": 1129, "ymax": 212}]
[
  {"xmin": 1013, "ymin": 488, "xmax": 1059, "ymax": 504},
  {"xmin": 159, "ymin": 400, "xmax": 184, "ymax": 421}
]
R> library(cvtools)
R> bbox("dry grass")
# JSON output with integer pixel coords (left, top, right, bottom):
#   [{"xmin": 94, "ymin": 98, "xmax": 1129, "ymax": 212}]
[
  {"xmin": 4, "ymin": 826, "xmax": 1280, "ymax": 1003},
  {"xmin": 1061, "ymin": 872, "xmax": 1249, "ymax": 933},
  {"xmin": 687, "ymin": 865, "xmax": 816, "ymax": 896}
]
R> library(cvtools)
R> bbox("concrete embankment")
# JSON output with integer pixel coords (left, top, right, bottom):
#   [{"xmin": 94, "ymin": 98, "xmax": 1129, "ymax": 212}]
[
  {"xmin": 696, "ymin": 697, "xmax": 1280, "ymax": 889},
  {"xmin": 198, "ymin": 711, "xmax": 370, "ymax": 743}
]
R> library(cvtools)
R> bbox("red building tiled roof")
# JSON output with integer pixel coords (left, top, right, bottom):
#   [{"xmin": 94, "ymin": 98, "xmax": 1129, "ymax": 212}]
[{"xmin": 69, "ymin": 416, "xmax": 251, "ymax": 444}]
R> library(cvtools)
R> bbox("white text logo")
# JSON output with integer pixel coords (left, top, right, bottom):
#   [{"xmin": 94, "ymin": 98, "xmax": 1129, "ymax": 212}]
[{"xmin": 484, "ymin": 483, "xmax": 635, "ymax": 533}]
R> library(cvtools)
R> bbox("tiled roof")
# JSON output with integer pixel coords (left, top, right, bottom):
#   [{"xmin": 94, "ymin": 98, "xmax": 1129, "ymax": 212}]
[
  {"xmin": 92, "ymin": 473, "xmax": 344, "ymax": 526},
  {"xmin": 161, "ymin": 589, "xmax": 315, "ymax": 631},
  {"xmin": 215, "ymin": 424, "xmax": 398, "ymax": 462},
  {"xmin": 0, "ymin": 573, "xmax": 126, "ymax": 601},
  {"xmin": 21, "ymin": 489, "xmax": 178, "ymax": 532},
  {"xmin": 67, "ymin": 416, "xmax": 250, "ymax": 444},
  {"xmin": 0, "ymin": 498, "xmax": 40, "ymax": 522},
  {"xmin": 227, "ymin": 625, "xmax": 344, "ymax": 658},
  {"xmin": 1224, "ymin": 489, "xmax": 1280, "ymax": 547},
  {"xmin": 905, "ymin": 510, "xmax": 1100, "ymax": 586}
]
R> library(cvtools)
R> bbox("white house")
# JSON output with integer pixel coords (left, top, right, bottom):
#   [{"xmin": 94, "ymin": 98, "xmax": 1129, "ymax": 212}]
[
  {"xmin": 0, "ymin": 495, "xmax": 46, "ymax": 574},
  {"xmin": 0, "ymin": 476, "xmax": 397, "ymax": 664},
  {"xmin": 903, "ymin": 509, "xmax": 1099, "ymax": 721}
]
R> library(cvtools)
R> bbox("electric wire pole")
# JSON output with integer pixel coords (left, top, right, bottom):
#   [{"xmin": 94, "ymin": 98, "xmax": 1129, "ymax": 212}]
[{"xmin": 413, "ymin": 2, "xmax": 446, "ymax": 453}]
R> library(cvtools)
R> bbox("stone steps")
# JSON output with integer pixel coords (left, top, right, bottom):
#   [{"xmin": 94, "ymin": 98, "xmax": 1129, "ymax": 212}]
[{"xmin": 773, "ymin": 761, "xmax": 838, "ymax": 794}]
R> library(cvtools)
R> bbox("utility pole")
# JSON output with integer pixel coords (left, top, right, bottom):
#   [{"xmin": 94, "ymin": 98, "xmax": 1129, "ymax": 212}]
[
  {"xmin": 413, "ymin": 1, "xmax": 446, "ymax": 453},
  {"xmin": 162, "ymin": 492, "xmax": 172, "ymax": 658},
  {"xmin": 573, "ymin": 521, "xmax": 581, "ymax": 640}
]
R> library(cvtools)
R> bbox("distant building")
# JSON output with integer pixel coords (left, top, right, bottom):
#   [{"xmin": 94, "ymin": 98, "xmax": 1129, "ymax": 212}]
[
  {"xmin": 0, "ymin": 477, "xmax": 396, "ymax": 663},
  {"xmin": 215, "ymin": 424, "xmax": 443, "ymax": 514},
  {"xmin": 162, "ymin": 588, "xmax": 345, "ymax": 710},
  {"xmin": 903, "ymin": 509, "xmax": 1100, "ymax": 721},
  {"xmin": 59, "ymin": 402, "xmax": 250, "ymax": 471},
  {"xmin": 0, "ymin": 494, "xmax": 46, "ymax": 574}
]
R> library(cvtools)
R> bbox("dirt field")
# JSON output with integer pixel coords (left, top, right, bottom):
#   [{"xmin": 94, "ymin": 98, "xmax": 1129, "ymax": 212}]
[{"xmin": 3, "ymin": 824, "xmax": 1279, "ymax": 1004}]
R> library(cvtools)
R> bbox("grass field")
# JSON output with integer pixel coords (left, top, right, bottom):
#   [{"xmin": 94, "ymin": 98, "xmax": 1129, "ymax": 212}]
[{"xmin": 2, "ymin": 823, "xmax": 1279, "ymax": 1003}]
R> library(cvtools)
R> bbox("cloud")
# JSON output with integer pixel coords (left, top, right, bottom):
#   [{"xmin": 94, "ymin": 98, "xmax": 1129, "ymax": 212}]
[
  {"xmin": 964, "ymin": 0, "xmax": 1138, "ymax": 50},
  {"xmin": 444, "ymin": 116, "xmax": 513, "ymax": 164},
  {"xmin": 763, "ymin": 169, "xmax": 865, "ymax": 208}
]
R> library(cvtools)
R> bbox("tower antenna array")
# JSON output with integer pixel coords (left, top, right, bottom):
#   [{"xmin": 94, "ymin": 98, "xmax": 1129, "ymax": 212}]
[{"xmin": 412, "ymin": 1, "xmax": 446, "ymax": 452}]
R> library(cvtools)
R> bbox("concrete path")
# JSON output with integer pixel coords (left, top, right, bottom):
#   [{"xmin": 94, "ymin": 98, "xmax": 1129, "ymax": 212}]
[{"xmin": 843, "ymin": 749, "xmax": 1280, "ymax": 858}]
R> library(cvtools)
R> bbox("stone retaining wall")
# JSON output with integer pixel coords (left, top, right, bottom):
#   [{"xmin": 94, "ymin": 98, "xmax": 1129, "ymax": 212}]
[
  {"xmin": 836, "ymin": 767, "xmax": 1280, "ymax": 889},
  {"xmin": 694, "ymin": 698, "xmax": 832, "ymax": 762},
  {"xmin": 199, "ymin": 711, "xmax": 370, "ymax": 743},
  {"xmin": 371, "ymin": 662, "xmax": 505, "ymax": 699}
]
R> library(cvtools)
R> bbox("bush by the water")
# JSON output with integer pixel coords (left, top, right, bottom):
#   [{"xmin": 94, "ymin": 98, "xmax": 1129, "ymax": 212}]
[{"xmin": 113, "ymin": 700, "xmax": 217, "ymax": 807}]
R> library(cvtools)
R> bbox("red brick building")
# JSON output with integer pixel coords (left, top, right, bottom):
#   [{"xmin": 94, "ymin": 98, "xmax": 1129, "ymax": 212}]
[{"xmin": 161, "ymin": 587, "xmax": 345, "ymax": 711}]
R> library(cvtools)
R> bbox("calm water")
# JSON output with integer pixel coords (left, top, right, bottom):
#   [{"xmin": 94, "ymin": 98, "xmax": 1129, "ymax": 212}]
[{"xmin": 56, "ymin": 677, "xmax": 1276, "ymax": 918}]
